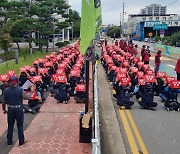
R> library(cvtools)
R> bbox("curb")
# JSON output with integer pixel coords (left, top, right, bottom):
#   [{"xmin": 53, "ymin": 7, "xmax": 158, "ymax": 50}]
[{"xmin": 98, "ymin": 64, "xmax": 126, "ymax": 154}]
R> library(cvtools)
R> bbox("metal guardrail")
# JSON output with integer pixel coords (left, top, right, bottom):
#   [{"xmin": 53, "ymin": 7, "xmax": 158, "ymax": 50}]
[{"xmin": 92, "ymin": 63, "xmax": 101, "ymax": 154}]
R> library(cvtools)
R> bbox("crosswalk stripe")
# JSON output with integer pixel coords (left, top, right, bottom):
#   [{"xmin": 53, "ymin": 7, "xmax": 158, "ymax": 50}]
[
  {"xmin": 150, "ymin": 57, "xmax": 170, "ymax": 60},
  {"xmin": 166, "ymin": 64, "xmax": 175, "ymax": 69}
]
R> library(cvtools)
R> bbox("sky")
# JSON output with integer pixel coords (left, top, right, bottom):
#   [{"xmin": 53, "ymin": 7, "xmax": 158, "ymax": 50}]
[{"xmin": 69, "ymin": 0, "xmax": 180, "ymax": 25}]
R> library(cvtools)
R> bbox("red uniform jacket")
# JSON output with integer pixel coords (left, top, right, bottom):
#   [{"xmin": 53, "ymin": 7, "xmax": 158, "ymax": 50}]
[
  {"xmin": 155, "ymin": 53, "xmax": 161, "ymax": 66},
  {"xmin": 175, "ymin": 58, "xmax": 180, "ymax": 73},
  {"xmin": 144, "ymin": 51, "xmax": 149, "ymax": 62}
]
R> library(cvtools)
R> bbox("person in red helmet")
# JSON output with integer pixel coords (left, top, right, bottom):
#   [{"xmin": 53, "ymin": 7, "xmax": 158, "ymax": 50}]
[{"xmin": 175, "ymin": 58, "xmax": 180, "ymax": 80}]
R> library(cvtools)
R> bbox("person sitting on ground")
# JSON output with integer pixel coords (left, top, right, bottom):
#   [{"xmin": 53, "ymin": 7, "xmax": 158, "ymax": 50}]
[
  {"xmin": 153, "ymin": 78, "xmax": 166, "ymax": 96},
  {"xmin": 159, "ymin": 83, "xmax": 180, "ymax": 111},
  {"xmin": 42, "ymin": 73, "xmax": 51, "ymax": 91},
  {"xmin": 117, "ymin": 83, "xmax": 134, "ymax": 109},
  {"xmin": 138, "ymin": 82, "xmax": 158, "ymax": 110},
  {"xmin": 69, "ymin": 76, "xmax": 80, "ymax": 96},
  {"xmin": 51, "ymin": 82, "xmax": 70, "ymax": 104},
  {"xmin": 74, "ymin": 80, "xmax": 86, "ymax": 103},
  {"xmin": 35, "ymin": 80, "xmax": 45, "ymax": 103},
  {"xmin": 23, "ymin": 85, "xmax": 42, "ymax": 114},
  {"xmin": 19, "ymin": 71, "xmax": 30, "ymax": 87}
]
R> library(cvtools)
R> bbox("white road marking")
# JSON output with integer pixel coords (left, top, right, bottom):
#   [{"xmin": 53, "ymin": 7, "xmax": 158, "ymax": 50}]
[{"xmin": 166, "ymin": 64, "xmax": 175, "ymax": 69}]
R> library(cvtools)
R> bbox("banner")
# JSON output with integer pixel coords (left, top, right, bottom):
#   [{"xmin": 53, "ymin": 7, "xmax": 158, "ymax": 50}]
[
  {"xmin": 80, "ymin": 0, "xmax": 96, "ymax": 55},
  {"xmin": 94, "ymin": 0, "xmax": 102, "ymax": 33}
]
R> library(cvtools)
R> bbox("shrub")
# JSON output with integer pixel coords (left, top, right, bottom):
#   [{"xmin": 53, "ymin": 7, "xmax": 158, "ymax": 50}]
[{"xmin": 55, "ymin": 41, "xmax": 70, "ymax": 48}]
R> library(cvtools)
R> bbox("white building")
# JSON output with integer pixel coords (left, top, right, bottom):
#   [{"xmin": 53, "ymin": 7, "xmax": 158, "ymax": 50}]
[
  {"xmin": 140, "ymin": 4, "xmax": 166, "ymax": 15},
  {"xmin": 127, "ymin": 14, "xmax": 180, "ymax": 40}
]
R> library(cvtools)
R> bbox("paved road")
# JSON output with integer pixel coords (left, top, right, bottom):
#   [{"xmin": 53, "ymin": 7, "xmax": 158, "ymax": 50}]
[{"xmin": 103, "ymin": 40, "xmax": 180, "ymax": 154}]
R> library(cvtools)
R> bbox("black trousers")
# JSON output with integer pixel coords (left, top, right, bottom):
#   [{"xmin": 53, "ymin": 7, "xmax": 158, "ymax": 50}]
[
  {"xmin": 117, "ymin": 101, "xmax": 134, "ymax": 109},
  {"xmin": 23, "ymin": 104, "xmax": 41, "ymax": 112},
  {"xmin": 177, "ymin": 72, "xmax": 180, "ymax": 80},
  {"xmin": 7, "ymin": 107, "xmax": 24, "ymax": 145},
  {"xmin": 139, "ymin": 101, "xmax": 157, "ymax": 109},
  {"xmin": 144, "ymin": 61, "xmax": 149, "ymax": 64}
]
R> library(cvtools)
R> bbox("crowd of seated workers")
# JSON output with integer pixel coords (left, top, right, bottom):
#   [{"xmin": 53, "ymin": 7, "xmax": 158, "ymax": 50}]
[
  {"xmin": 101, "ymin": 40, "xmax": 180, "ymax": 111},
  {"xmin": 0, "ymin": 42, "xmax": 87, "ymax": 114}
]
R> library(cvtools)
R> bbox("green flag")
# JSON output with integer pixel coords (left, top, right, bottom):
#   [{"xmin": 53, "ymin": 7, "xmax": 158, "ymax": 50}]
[
  {"xmin": 80, "ymin": 0, "xmax": 95, "ymax": 55},
  {"xmin": 94, "ymin": 0, "xmax": 102, "ymax": 33}
]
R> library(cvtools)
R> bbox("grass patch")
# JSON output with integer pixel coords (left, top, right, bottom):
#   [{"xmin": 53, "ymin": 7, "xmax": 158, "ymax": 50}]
[{"xmin": 0, "ymin": 51, "xmax": 48, "ymax": 74}]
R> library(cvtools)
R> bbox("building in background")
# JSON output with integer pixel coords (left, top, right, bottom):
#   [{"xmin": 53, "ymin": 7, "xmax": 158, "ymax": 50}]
[
  {"xmin": 127, "ymin": 4, "xmax": 180, "ymax": 41},
  {"xmin": 140, "ymin": 4, "xmax": 166, "ymax": 15}
]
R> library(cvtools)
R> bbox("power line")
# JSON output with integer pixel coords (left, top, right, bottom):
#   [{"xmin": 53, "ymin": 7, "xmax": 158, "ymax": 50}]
[{"xmin": 165, "ymin": 0, "xmax": 179, "ymax": 6}]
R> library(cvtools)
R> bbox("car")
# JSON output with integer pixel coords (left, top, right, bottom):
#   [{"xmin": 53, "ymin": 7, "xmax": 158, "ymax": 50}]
[
  {"xmin": 144, "ymin": 38, "xmax": 149, "ymax": 42},
  {"xmin": 100, "ymin": 36, "xmax": 105, "ymax": 42}
]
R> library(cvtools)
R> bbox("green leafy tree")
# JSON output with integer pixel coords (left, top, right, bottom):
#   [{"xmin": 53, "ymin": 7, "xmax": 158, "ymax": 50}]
[
  {"xmin": 169, "ymin": 32, "xmax": 180, "ymax": 46},
  {"xmin": 1, "ymin": 0, "xmax": 79, "ymax": 56},
  {"xmin": 107, "ymin": 26, "xmax": 121, "ymax": 38},
  {"xmin": 0, "ymin": 22, "xmax": 13, "ymax": 67}
]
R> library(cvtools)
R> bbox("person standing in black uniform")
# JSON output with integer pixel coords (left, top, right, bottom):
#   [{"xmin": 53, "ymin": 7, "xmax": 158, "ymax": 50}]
[
  {"xmin": 0, "ymin": 77, "xmax": 9, "ymax": 114},
  {"xmin": 3, "ymin": 76, "xmax": 32, "ymax": 146}
]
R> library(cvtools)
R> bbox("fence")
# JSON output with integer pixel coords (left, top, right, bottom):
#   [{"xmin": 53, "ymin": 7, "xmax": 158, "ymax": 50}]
[{"xmin": 92, "ymin": 63, "xmax": 101, "ymax": 154}]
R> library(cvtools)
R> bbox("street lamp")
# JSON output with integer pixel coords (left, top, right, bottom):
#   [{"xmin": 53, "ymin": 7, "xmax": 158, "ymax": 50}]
[
  {"xmin": 53, "ymin": 22, "xmax": 55, "ymax": 52},
  {"xmin": 71, "ymin": 22, "xmax": 73, "ymax": 41},
  {"xmin": 120, "ymin": 13, "xmax": 122, "ymax": 38}
]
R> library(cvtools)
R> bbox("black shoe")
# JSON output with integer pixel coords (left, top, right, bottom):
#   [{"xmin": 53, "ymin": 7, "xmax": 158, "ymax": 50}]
[
  {"xmin": 19, "ymin": 140, "xmax": 27, "ymax": 147},
  {"xmin": 31, "ymin": 110, "xmax": 36, "ymax": 114},
  {"xmin": 7, "ymin": 143, "xmax": 13, "ymax": 146}
]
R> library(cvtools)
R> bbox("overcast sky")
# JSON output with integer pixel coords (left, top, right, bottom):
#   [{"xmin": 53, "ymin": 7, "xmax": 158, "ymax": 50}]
[{"xmin": 69, "ymin": 0, "xmax": 180, "ymax": 25}]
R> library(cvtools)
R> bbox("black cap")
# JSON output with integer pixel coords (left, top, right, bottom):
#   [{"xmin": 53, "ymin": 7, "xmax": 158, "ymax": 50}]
[
  {"xmin": 9, "ymin": 76, "xmax": 19, "ymax": 81},
  {"xmin": 9, "ymin": 76, "xmax": 19, "ymax": 84},
  {"xmin": 157, "ymin": 50, "xmax": 162, "ymax": 54}
]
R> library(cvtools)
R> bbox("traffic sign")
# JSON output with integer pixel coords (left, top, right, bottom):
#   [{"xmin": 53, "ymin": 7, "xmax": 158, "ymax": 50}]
[
  {"xmin": 160, "ymin": 34, "xmax": 164, "ymax": 38},
  {"xmin": 153, "ymin": 24, "xmax": 168, "ymax": 30},
  {"xmin": 148, "ymin": 32, "xmax": 153, "ymax": 37},
  {"xmin": 102, "ymin": 28, "xmax": 106, "ymax": 33},
  {"xmin": 160, "ymin": 30, "xmax": 165, "ymax": 35}
]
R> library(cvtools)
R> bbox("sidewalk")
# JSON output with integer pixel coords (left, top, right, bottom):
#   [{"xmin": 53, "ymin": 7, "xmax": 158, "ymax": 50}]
[
  {"xmin": 0, "ymin": 107, "xmax": 7, "ymax": 136},
  {"xmin": 98, "ymin": 64, "xmax": 126, "ymax": 154},
  {"xmin": 9, "ymin": 96, "xmax": 91, "ymax": 154}
]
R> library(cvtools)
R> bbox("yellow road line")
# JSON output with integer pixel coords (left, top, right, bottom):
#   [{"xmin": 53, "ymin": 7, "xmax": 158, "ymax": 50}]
[
  {"xmin": 126, "ymin": 110, "xmax": 148, "ymax": 154},
  {"xmin": 119, "ymin": 109, "xmax": 139, "ymax": 154}
]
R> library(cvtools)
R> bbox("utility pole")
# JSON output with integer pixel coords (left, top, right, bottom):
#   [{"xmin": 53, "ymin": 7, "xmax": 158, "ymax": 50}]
[
  {"xmin": 29, "ymin": 0, "xmax": 33, "ymax": 57},
  {"xmin": 53, "ymin": 22, "xmax": 55, "ymax": 52},
  {"xmin": 120, "ymin": 13, "xmax": 121, "ymax": 38},
  {"xmin": 122, "ymin": 2, "xmax": 125, "ymax": 37}
]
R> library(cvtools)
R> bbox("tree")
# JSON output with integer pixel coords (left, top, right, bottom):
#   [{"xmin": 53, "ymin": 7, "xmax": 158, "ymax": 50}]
[
  {"xmin": 0, "ymin": 22, "xmax": 13, "ymax": 67},
  {"xmin": 0, "ymin": 0, "xmax": 79, "ymax": 56},
  {"xmin": 169, "ymin": 32, "xmax": 180, "ymax": 46},
  {"xmin": 68, "ymin": 9, "xmax": 81, "ymax": 38},
  {"xmin": 73, "ymin": 19, "xmax": 81, "ymax": 38},
  {"xmin": 107, "ymin": 26, "xmax": 121, "ymax": 38}
]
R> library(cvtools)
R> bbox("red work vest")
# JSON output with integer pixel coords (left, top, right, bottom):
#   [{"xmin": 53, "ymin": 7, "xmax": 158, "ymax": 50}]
[{"xmin": 75, "ymin": 84, "xmax": 86, "ymax": 92}]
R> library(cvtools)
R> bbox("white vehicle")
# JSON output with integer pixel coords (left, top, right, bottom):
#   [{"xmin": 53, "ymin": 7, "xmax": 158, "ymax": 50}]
[{"xmin": 144, "ymin": 38, "xmax": 149, "ymax": 42}]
